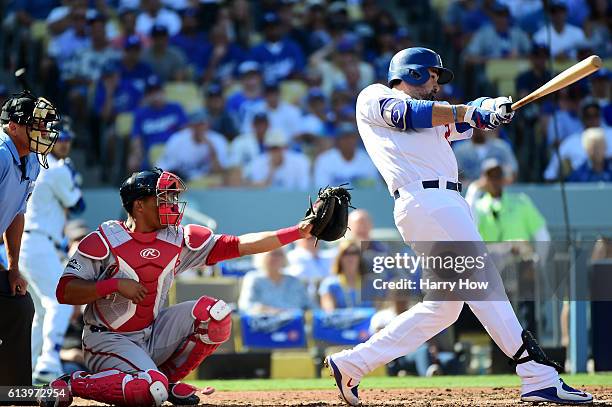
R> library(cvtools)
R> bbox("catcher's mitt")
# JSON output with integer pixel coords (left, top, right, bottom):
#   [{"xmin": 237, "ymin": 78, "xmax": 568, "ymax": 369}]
[{"xmin": 304, "ymin": 185, "xmax": 353, "ymax": 243}]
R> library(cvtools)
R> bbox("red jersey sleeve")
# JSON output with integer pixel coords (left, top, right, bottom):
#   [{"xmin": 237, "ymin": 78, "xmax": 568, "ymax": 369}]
[{"xmin": 205, "ymin": 234, "xmax": 240, "ymax": 265}]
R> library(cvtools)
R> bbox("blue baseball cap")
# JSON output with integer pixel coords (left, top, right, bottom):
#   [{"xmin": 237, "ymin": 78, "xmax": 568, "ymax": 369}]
[
  {"xmin": 101, "ymin": 60, "xmax": 120, "ymax": 76},
  {"xmin": 206, "ymin": 83, "xmax": 223, "ymax": 96},
  {"xmin": 264, "ymin": 81, "xmax": 280, "ymax": 92},
  {"xmin": 57, "ymin": 129, "xmax": 75, "ymax": 141},
  {"xmin": 262, "ymin": 12, "xmax": 280, "ymax": 26},
  {"xmin": 307, "ymin": 87, "xmax": 325, "ymax": 101},
  {"xmin": 335, "ymin": 122, "xmax": 358, "ymax": 137},
  {"xmin": 151, "ymin": 24, "xmax": 169, "ymax": 37},
  {"xmin": 592, "ymin": 68, "xmax": 611, "ymax": 81},
  {"xmin": 253, "ymin": 111, "xmax": 268, "ymax": 122},
  {"xmin": 124, "ymin": 34, "xmax": 142, "ymax": 49},
  {"xmin": 238, "ymin": 61, "xmax": 261, "ymax": 76},
  {"xmin": 86, "ymin": 9, "xmax": 106, "ymax": 24},
  {"xmin": 145, "ymin": 75, "xmax": 163, "ymax": 91},
  {"xmin": 188, "ymin": 109, "xmax": 208, "ymax": 124},
  {"xmin": 491, "ymin": 2, "xmax": 510, "ymax": 15},
  {"xmin": 550, "ymin": 0, "xmax": 567, "ymax": 10}
]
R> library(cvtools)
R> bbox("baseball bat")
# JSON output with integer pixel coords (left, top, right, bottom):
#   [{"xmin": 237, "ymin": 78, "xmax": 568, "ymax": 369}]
[{"xmin": 511, "ymin": 55, "xmax": 602, "ymax": 111}]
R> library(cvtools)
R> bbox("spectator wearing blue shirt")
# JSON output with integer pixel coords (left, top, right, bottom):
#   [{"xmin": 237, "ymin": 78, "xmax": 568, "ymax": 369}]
[
  {"xmin": 567, "ymin": 128, "xmax": 612, "ymax": 182},
  {"xmin": 94, "ymin": 62, "xmax": 144, "ymax": 179},
  {"xmin": 111, "ymin": 7, "xmax": 151, "ymax": 50},
  {"xmin": 249, "ymin": 12, "xmax": 305, "ymax": 83},
  {"xmin": 238, "ymin": 248, "xmax": 310, "ymax": 314},
  {"xmin": 170, "ymin": 8, "xmax": 208, "ymax": 76},
  {"xmin": 546, "ymin": 86, "xmax": 583, "ymax": 148},
  {"xmin": 226, "ymin": 61, "xmax": 264, "ymax": 131},
  {"xmin": 295, "ymin": 88, "xmax": 334, "ymax": 153},
  {"xmin": 47, "ymin": 7, "xmax": 91, "ymax": 76},
  {"xmin": 319, "ymin": 240, "xmax": 372, "ymax": 311},
  {"xmin": 200, "ymin": 23, "xmax": 246, "ymax": 84},
  {"xmin": 14, "ymin": 0, "xmax": 59, "ymax": 24},
  {"xmin": 118, "ymin": 35, "xmax": 154, "ymax": 93},
  {"xmin": 203, "ymin": 84, "xmax": 237, "ymax": 141},
  {"xmin": 0, "ymin": 91, "xmax": 60, "ymax": 385},
  {"xmin": 128, "ymin": 75, "xmax": 187, "ymax": 172},
  {"xmin": 464, "ymin": 3, "xmax": 531, "ymax": 64},
  {"xmin": 94, "ymin": 62, "xmax": 144, "ymax": 120}
]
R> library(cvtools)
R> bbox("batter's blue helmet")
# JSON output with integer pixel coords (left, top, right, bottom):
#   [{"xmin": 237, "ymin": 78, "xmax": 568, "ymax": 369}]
[{"xmin": 388, "ymin": 47, "xmax": 453, "ymax": 87}]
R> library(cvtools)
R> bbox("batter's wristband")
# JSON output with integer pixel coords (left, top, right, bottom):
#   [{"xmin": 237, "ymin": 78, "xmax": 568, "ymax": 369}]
[
  {"xmin": 96, "ymin": 279, "xmax": 119, "ymax": 297},
  {"xmin": 451, "ymin": 105, "xmax": 458, "ymax": 122},
  {"xmin": 276, "ymin": 226, "xmax": 301, "ymax": 245}
]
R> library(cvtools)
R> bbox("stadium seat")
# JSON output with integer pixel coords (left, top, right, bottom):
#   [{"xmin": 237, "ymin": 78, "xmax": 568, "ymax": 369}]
[
  {"xmin": 280, "ymin": 80, "xmax": 308, "ymax": 105},
  {"xmin": 30, "ymin": 21, "xmax": 49, "ymax": 44},
  {"xmin": 164, "ymin": 82, "xmax": 203, "ymax": 112},
  {"xmin": 187, "ymin": 174, "xmax": 224, "ymax": 189},
  {"xmin": 114, "ymin": 112, "xmax": 134, "ymax": 139},
  {"xmin": 271, "ymin": 351, "xmax": 316, "ymax": 379},
  {"xmin": 485, "ymin": 59, "xmax": 530, "ymax": 96}
]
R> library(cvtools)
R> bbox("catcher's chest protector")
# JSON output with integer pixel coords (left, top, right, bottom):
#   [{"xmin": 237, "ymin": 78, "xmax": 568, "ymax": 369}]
[{"xmin": 95, "ymin": 221, "xmax": 183, "ymax": 332}]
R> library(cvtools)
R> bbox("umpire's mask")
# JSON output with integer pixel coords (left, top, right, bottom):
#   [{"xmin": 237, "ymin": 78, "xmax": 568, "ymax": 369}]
[{"xmin": 0, "ymin": 91, "xmax": 60, "ymax": 168}]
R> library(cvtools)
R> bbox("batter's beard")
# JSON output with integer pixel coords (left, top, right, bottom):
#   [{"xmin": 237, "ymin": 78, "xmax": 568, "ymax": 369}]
[
  {"xmin": 423, "ymin": 91, "xmax": 438, "ymax": 101},
  {"xmin": 413, "ymin": 89, "xmax": 438, "ymax": 101}
]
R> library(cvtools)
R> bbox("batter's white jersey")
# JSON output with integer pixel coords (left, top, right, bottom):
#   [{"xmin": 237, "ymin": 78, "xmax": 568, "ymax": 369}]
[
  {"xmin": 24, "ymin": 155, "xmax": 82, "ymax": 244},
  {"xmin": 355, "ymin": 84, "xmax": 473, "ymax": 195}
]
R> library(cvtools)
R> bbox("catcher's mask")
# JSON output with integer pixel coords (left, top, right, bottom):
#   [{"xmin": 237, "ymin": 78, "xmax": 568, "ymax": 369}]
[
  {"xmin": 0, "ymin": 91, "xmax": 60, "ymax": 168},
  {"xmin": 120, "ymin": 168, "xmax": 187, "ymax": 231}
]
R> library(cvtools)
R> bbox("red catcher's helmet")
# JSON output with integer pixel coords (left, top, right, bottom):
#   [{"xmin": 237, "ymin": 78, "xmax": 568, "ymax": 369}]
[{"xmin": 120, "ymin": 168, "xmax": 187, "ymax": 230}]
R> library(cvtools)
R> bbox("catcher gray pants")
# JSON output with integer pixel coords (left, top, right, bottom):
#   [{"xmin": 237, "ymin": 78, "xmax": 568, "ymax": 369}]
[{"xmin": 83, "ymin": 300, "xmax": 198, "ymax": 373}]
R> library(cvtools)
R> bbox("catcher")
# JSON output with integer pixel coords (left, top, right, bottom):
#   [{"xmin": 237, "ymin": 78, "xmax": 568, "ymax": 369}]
[{"xmin": 42, "ymin": 168, "xmax": 351, "ymax": 407}]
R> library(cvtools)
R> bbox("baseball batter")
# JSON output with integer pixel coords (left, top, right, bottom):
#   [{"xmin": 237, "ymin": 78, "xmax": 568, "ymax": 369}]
[
  {"xmin": 20, "ymin": 127, "xmax": 85, "ymax": 384},
  {"xmin": 42, "ymin": 168, "xmax": 313, "ymax": 407},
  {"xmin": 325, "ymin": 48, "xmax": 592, "ymax": 405}
]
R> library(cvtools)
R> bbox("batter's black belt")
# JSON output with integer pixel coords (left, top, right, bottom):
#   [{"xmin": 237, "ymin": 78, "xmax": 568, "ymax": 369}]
[
  {"xmin": 87, "ymin": 325, "xmax": 109, "ymax": 333},
  {"xmin": 394, "ymin": 180, "xmax": 462, "ymax": 199},
  {"xmin": 24, "ymin": 229, "xmax": 63, "ymax": 250}
]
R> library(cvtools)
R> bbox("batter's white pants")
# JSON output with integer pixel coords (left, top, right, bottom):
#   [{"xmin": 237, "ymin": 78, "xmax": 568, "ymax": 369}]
[
  {"xmin": 20, "ymin": 232, "xmax": 72, "ymax": 377},
  {"xmin": 332, "ymin": 186, "xmax": 559, "ymax": 393}
]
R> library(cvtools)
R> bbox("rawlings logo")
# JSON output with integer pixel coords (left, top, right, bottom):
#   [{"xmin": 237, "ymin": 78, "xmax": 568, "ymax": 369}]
[{"xmin": 140, "ymin": 248, "xmax": 160, "ymax": 259}]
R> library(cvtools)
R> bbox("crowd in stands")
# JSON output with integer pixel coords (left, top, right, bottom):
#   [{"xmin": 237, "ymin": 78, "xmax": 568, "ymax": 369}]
[{"xmin": 1, "ymin": 0, "xmax": 610, "ymax": 191}]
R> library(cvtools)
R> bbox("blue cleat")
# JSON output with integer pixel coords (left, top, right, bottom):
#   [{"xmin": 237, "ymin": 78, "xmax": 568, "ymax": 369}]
[
  {"xmin": 325, "ymin": 356, "xmax": 360, "ymax": 406},
  {"xmin": 521, "ymin": 378, "xmax": 593, "ymax": 404}
]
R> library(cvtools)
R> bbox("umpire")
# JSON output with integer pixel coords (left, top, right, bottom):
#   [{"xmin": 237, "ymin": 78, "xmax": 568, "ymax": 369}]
[{"xmin": 0, "ymin": 90, "xmax": 60, "ymax": 388}]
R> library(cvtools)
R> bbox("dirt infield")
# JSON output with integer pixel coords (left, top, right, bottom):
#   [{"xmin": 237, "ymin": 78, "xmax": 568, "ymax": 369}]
[{"xmin": 67, "ymin": 386, "xmax": 612, "ymax": 406}]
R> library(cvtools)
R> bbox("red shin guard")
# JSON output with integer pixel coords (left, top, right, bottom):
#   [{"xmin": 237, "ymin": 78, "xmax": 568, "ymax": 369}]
[
  {"xmin": 160, "ymin": 296, "xmax": 231, "ymax": 382},
  {"xmin": 69, "ymin": 369, "xmax": 169, "ymax": 407}
]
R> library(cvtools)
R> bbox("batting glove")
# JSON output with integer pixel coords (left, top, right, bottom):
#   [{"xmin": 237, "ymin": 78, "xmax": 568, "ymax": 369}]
[
  {"xmin": 493, "ymin": 96, "xmax": 514, "ymax": 124},
  {"xmin": 464, "ymin": 106, "xmax": 501, "ymax": 131}
]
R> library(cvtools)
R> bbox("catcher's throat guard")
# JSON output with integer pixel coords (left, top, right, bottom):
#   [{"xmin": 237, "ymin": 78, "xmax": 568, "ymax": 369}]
[
  {"xmin": 510, "ymin": 330, "xmax": 564, "ymax": 373},
  {"xmin": 156, "ymin": 171, "xmax": 187, "ymax": 230}
]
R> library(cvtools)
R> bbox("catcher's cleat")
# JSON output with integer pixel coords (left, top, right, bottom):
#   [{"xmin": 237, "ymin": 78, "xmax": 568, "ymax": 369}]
[
  {"xmin": 168, "ymin": 382, "xmax": 215, "ymax": 406},
  {"xmin": 521, "ymin": 378, "xmax": 593, "ymax": 404},
  {"xmin": 38, "ymin": 374, "xmax": 73, "ymax": 407},
  {"xmin": 325, "ymin": 356, "xmax": 360, "ymax": 406}
]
